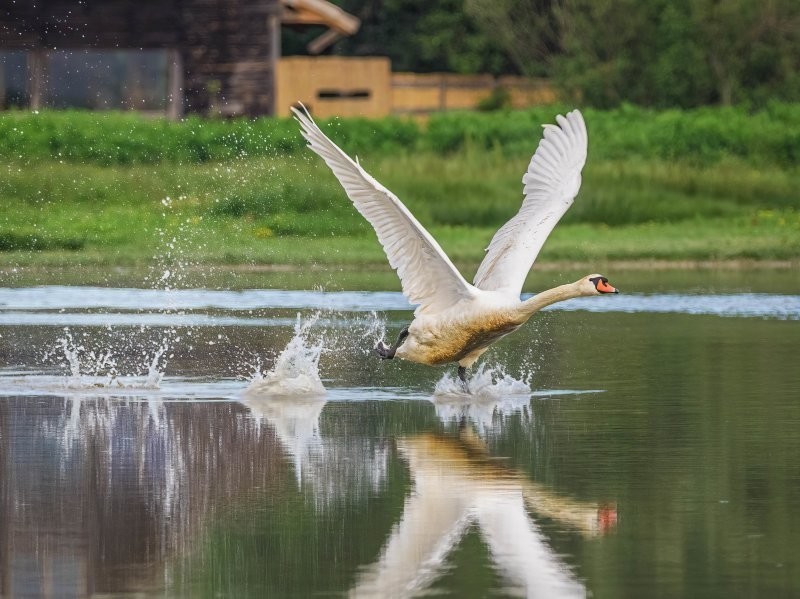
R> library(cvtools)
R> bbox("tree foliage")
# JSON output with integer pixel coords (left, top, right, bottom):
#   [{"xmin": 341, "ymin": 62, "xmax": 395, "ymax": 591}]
[
  {"xmin": 553, "ymin": 0, "xmax": 800, "ymax": 107},
  {"xmin": 286, "ymin": 0, "xmax": 800, "ymax": 109},
  {"xmin": 463, "ymin": 0, "xmax": 559, "ymax": 77},
  {"xmin": 284, "ymin": 0, "xmax": 515, "ymax": 74}
]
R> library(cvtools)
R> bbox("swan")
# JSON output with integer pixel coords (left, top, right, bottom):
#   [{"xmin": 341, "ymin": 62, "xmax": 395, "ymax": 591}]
[{"xmin": 292, "ymin": 105, "xmax": 618, "ymax": 389}]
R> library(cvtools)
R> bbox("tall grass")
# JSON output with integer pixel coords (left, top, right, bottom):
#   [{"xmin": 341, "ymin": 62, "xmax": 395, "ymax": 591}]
[
  {"xmin": 1, "ymin": 151, "xmax": 798, "ymax": 263},
  {"xmin": 0, "ymin": 109, "xmax": 418, "ymax": 166},
  {"xmin": 2, "ymin": 103, "xmax": 800, "ymax": 166},
  {"xmin": 425, "ymin": 103, "xmax": 800, "ymax": 166}
]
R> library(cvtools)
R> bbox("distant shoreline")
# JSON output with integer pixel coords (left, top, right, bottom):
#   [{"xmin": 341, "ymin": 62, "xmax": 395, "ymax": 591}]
[
  {"xmin": 3, "ymin": 258, "xmax": 797, "ymax": 278},
  {"xmin": 216, "ymin": 259, "xmax": 800, "ymax": 272}
]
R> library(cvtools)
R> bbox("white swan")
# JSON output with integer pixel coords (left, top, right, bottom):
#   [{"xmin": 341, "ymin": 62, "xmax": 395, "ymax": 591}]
[{"xmin": 292, "ymin": 106, "xmax": 618, "ymax": 388}]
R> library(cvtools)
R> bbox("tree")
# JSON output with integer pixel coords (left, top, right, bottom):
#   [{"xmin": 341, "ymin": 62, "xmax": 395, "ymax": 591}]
[
  {"xmin": 283, "ymin": 0, "xmax": 516, "ymax": 75},
  {"xmin": 463, "ymin": 0, "xmax": 559, "ymax": 77},
  {"xmin": 553, "ymin": 0, "xmax": 800, "ymax": 107},
  {"xmin": 284, "ymin": 0, "xmax": 800, "ymax": 107},
  {"xmin": 689, "ymin": 0, "xmax": 800, "ymax": 105}
]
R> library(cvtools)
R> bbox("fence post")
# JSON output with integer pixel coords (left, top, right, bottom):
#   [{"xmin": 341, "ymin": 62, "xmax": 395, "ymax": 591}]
[
  {"xmin": 166, "ymin": 49, "xmax": 184, "ymax": 120},
  {"xmin": 27, "ymin": 48, "xmax": 48, "ymax": 110}
]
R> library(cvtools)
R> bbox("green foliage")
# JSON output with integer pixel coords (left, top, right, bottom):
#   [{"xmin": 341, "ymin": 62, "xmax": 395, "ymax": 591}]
[
  {"xmin": 0, "ymin": 110, "xmax": 419, "ymax": 166},
  {"xmin": 293, "ymin": 1, "xmax": 800, "ymax": 110},
  {"xmin": 3, "ymin": 104, "xmax": 800, "ymax": 168},
  {"xmin": 554, "ymin": 0, "xmax": 800, "ymax": 108},
  {"xmin": 476, "ymin": 86, "xmax": 512, "ymax": 112},
  {"xmin": 0, "ymin": 231, "xmax": 84, "ymax": 251},
  {"xmin": 464, "ymin": 0, "xmax": 559, "ymax": 78},
  {"xmin": 424, "ymin": 103, "xmax": 800, "ymax": 167},
  {"xmin": 290, "ymin": 0, "xmax": 516, "ymax": 75}
]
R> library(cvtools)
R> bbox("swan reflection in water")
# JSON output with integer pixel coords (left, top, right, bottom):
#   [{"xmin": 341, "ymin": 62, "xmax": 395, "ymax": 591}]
[
  {"xmin": 241, "ymin": 387, "xmax": 616, "ymax": 598},
  {"xmin": 1, "ymin": 390, "xmax": 613, "ymax": 597},
  {"xmin": 239, "ymin": 390, "xmax": 328, "ymax": 488},
  {"xmin": 352, "ymin": 424, "xmax": 616, "ymax": 599}
]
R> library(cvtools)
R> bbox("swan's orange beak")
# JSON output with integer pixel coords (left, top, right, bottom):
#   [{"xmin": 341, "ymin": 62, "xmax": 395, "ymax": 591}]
[
  {"xmin": 597, "ymin": 503, "xmax": 618, "ymax": 533},
  {"xmin": 596, "ymin": 279, "xmax": 618, "ymax": 294}
]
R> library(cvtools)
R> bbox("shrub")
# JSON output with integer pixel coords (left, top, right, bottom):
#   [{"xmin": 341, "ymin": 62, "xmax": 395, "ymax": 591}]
[{"xmin": 2, "ymin": 104, "xmax": 800, "ymax": 168}]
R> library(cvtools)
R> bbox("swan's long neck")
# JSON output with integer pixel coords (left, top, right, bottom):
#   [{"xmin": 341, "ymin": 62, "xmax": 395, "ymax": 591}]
[{"xmin": 516, "ymin": 281, "xmax": 583, "ymax": 321}]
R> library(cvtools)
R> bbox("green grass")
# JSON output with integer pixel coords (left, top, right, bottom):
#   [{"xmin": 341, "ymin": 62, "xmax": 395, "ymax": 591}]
[
  {"xmin": 2, "ymin": 104, "xmax": 799, "ymax": 271},
  {"xmin": 1, "ymin": 144, "xmax": 798, "ymax": 272},
  {"xmin": 2, "ymin": 102, "xmax": 800, "ymax": 166}
]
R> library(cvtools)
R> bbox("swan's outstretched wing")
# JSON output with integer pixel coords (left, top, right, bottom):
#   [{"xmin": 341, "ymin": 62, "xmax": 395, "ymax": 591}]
[
  {"xmin": 473, "ymin": 110, "xmax": 588, "ymax": 295},
  {"xmin": 293, "ymin": 106, "xmax": 475, "ymax": 314}
]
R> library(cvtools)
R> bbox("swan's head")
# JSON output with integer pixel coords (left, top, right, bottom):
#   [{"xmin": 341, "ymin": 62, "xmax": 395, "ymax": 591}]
[{"xmin": 582, "ymin": 274, "xmax": 619, "ymax": 296}]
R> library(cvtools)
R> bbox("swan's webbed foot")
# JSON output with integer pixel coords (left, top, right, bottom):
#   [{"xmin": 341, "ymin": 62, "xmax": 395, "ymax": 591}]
[
  {"xmin": 375, "ymin": 341, "xmax": 394, "ymax": 359},
  {"xmin": 375, "ymin": 326, "xmax": 409, "ymax": 360},
  {"xmin": 458, "ymin": 366, "xmax": 470, "ymax": 394}
]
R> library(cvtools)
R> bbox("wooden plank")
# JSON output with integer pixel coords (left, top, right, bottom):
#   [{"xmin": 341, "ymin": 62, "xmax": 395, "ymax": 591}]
[
  {"xmin": 391, "ymin": 72, "xmax": 557, "ymax": 115},
  {"xmin": 276, "ymin": 55, "xmax": 391, "ymax": 118}
]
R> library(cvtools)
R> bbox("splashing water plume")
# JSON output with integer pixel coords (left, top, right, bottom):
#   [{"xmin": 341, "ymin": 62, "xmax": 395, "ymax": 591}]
[
  {"xmin": 47, "ymin": 328, "xmax": 175, "ymax": 391},
  {"xmin": 145, "ymin": 340, "xmax": 169, "ymax": 389},
  {"xmin": 434, "ymin": 362, "xmax": 533, "ymax": 399},
  {"xmin": 38, "ymin": 198, "xmax": 194, "ymax": 391},
  {"xmin": 431, "ymin": 363, "xmax": 534, "ymax": 431},
  {"xmin": 247, "ymin": 313, "xmax": 326, "ymax": 396}
]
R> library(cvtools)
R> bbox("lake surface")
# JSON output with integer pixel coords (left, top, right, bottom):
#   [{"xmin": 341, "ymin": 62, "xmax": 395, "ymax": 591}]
[{"xmin": 1, "ymin": 270, "xmax": 799, "ymax": 597}]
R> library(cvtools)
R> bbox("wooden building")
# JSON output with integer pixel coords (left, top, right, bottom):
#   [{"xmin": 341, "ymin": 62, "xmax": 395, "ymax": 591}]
[
  {"xmin": 0, "ymin": 0, "xmax": 360, "ymax": 117},
  {"xmin": 0, "ymin": 1, "xmax": 555, "ymax": 119}
]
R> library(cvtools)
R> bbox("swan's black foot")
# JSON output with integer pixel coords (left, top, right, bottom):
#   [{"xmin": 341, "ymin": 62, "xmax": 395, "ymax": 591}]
[
  {"xmin": 375, "ymin": 341, "xmax": 394, "ymax": 359},
  {"xmin": 375, "ymin": 326, "xmax": 409, "ymax": 360},
  {"xmin": 458, "ymin": 366, "xmax": 470, "ymax": 394}
]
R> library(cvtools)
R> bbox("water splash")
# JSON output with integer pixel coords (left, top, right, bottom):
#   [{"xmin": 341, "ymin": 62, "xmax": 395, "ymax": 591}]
[
  {"xmin": 53, "ymin": 330, "xmax": 119, "ymax": 388},
  {"xmin": 434, "ymin": 362, "xmax": 533, "ymax": 399},
  {"xmin": 46, "ymin": 328, "xmax": 173, "ymax": 391},
  {"xmin": 40, "ymin": 197, "xmax": 191, "ymax": 390},
  {"xmin": 362, "ymin": 310, "xmax": 387, "ymax": 344},
  {"xmin": 246, "ymin": 313, "xmax": 326, "ymax": 396},
  {"xmin": 431, "ymin": 363, "xmax": 533, "ymax": 430},
  {"xmin": 144, "ymin": 337, "xmax": 170, "ymax": 389}
]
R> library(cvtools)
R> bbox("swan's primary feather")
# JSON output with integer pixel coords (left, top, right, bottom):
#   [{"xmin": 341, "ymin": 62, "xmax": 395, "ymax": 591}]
[
  {"xmin": 473, "ymin": 110, "xmax": 588, "ymax": 295},
  {"xmin": 292, "ymin": 106, "xmax": 475, "ymax": 314}
]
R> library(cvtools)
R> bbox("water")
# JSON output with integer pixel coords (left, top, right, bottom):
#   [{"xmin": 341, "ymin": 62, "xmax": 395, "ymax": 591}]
[{"xmin": 1, "ymin": 273, "xmax": 800, "ymax": 597}]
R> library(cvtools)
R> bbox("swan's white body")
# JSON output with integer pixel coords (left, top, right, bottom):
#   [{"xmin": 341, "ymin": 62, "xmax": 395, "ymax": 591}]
[{"xmin": 293, "ymin": 106, "xmax": 615, "ymax": 369}]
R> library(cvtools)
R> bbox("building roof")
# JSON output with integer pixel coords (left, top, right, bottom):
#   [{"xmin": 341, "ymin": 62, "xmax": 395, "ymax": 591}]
[{"xmin": 281, "ymin": 0, "xmax": 360, "ymax": 54}]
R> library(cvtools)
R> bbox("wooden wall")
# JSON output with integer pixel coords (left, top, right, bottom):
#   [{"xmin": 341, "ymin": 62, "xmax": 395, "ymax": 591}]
[
  {"xmin": 392, "ymin": 73, "xmax": 557, "ymax": 115},
  {"xmin": 0, "ymin": 0, "xmax": 281, "ymax": 116},
  {"xmin": 0, "ymin": 1, "xmax": 181, "ymax": 48},
  {"xmin": 275, "ymin": 55, "xmax": 391, "ymax": 118},
  {"xmin": 181, "ymin": 0, "xmax": 281, "ymax": 116},
  {"xmin": 277, "ymin": 57, "xmax": 556, "ymax": 118}
]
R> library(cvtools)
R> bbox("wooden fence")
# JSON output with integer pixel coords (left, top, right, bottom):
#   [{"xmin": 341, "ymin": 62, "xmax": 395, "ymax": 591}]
[
  {"xmin": 391, "ymin": 72, "xmax": 556, "ymax": 115},
  {"xmin": 276, "ymin": 56, "xmax": 556, "ymax": 118}
]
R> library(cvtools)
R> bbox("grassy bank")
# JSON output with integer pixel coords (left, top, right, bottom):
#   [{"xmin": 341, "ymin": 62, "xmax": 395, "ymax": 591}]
[
  {"xmin": 1, "ymin": 106, "xmax": 799, "ymax": 275},
  {"xmin": 1, "ymin": 153, "xmax": 798, "ymax": 268}
]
